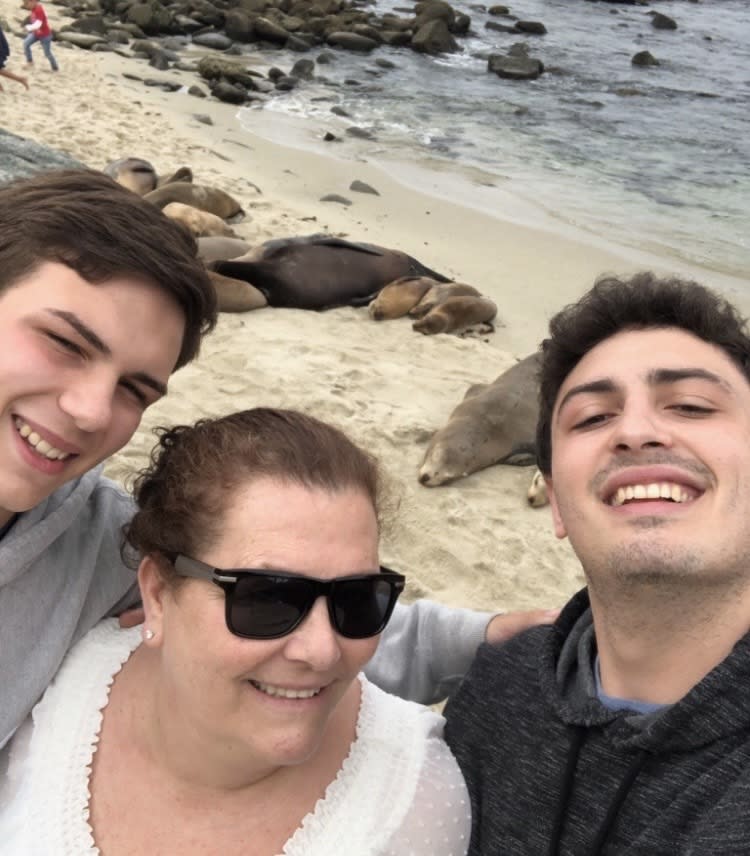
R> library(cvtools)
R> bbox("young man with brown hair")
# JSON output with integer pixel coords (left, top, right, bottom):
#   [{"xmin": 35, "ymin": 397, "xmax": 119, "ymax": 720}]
[{"xmin": 446, "ymin": 272, "xmax": 750, "ymax": 854}]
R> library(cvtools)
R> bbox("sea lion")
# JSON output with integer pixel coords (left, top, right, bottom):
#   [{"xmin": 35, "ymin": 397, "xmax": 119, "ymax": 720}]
[
  {"xmin": 527, "ymin": 468, "xmax": 549, "ymax": 508},
  {"xmin": 144, "ymin": 182, "xmax": 244, "ymax": 220},
  {"xmin": 157, "ymin": 166, "xmax": 193, "ymax": 186},
  {"xmin": 212, "ymin": 234, "xmax": 451, "ymax": 311},
  {"xmin": 197, "ymin": 235, "xmax": 253, "ymax": 264},
  {"xmin": 162, "ymin": 202, "xmax": 236, "ymax": 238},
  {"xmin": 409, "ymin": 282, "xmax": 482, "ymax": 319},
  {"xmin": 208, "ymin": 270, "xmax": 267, "ymax": 313},
  {"xmin": 418, "ymin": 352, "xmax": 541, "ymax": 487},
  {"xmin": 103, "ymin": 157, "xmax": 158, "ymax": 195},
  {"xmin": 368, "ymin": 276, "xmax": 436, "ymax": 320},
  {"xmin": 412, "ymin": 296, "xmax": 497, "ymax": 335}
]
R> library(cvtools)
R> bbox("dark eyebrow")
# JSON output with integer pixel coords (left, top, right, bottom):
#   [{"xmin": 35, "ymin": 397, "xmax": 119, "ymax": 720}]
[
  {"xmin": 647, "ymin": 367, "xmax": 733, "ymax": 393},
  {"xmin": 556, "ymin": 367, "xmax": 733, "ymax": 423},
  {"xmin": 46, "ymin": 309, "xmax": 110, "ymax": 355},
  {"xmin": 45, "ymin": 308, "xmax": 168, "ymax": 398},
  {"xmin": 556, "ymin": 379, "xmax": 619, "ymax": 419}
]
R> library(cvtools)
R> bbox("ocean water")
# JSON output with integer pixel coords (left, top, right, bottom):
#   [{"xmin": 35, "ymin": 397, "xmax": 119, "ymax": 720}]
[{"xmin": 238, "ymin": 0, "xmax": 750, "ymax": 279}]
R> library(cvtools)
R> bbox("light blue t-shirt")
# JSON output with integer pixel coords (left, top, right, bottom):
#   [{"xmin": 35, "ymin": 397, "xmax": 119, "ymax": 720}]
[{"xmin": 595, "ymin": 655, "xmax": 669, "ymax": 715}]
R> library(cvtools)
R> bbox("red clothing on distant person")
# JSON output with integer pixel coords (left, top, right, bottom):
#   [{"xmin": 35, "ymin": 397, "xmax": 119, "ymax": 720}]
[{"xmin": 28, "ymin": 2, "xmax": 51, "ymax": 39}]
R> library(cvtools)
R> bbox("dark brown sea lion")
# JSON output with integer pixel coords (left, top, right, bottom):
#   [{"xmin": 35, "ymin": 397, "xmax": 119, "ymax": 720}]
[
  {"xmin": 212, "ymin": 235, "xmax": 451, "ymax": 310},
  {"xmin": 412, "ymin": 296, "xmax": 497, "ymax": 335},
  {"xmin": 418, "ymin": 352, "xmax": 541, "ymax": 487},
  {"xmin": 409, "ymin": 282, "xmax": 482, "ymax": 319},
  {"xmin": 144, "ymin": 182, "xmax": 244, "ymax": 219},
  {"xmin": 368, "ymin": 276, "xmax": 436, "ymax": 320},
  {"xmin": 208, "ymin": 270, "xmax": 267, "ymax": 313}
]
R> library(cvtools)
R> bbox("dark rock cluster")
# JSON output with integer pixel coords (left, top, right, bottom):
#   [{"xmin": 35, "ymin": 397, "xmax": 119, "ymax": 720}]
[{"xmin": 47, "ymin": 0, "xmax": 680, "ymax": 106}]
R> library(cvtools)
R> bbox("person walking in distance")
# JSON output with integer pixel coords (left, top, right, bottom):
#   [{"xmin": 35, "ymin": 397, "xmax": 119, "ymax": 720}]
[{"xmin": 22, "ymin": 0, "xmax": 58, "ymax": 72}]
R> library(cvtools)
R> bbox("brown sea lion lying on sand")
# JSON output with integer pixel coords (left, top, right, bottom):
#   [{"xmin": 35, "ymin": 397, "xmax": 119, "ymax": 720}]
[
  {"xmin": 163, "ymin": 202, "xmax": 236, "ymax": 238},
  {"xmin": 144, "ymin": 182, "xmax": 244, "ymax": 220},
  {"xmin": 212, "ymin": 235, "xmax": 450, "ymax": 310},
  {"xmin": 368, "ymin": 277, "xmax": 482, "ymax": 321},
  {"xmin": 208, "ymin": 270, "xmax": 267, "ymax": 313},
  {"xmin": 412, "ymin": 296, "xmax": 497, "ymax": 336},
  {"xmin": 196, "ymin": 236, "xmax": 252, "ymax": 264},
  {"xmin": 103, "ymin": 159, "xmax": 193, "ymax": 196},
  {"xmin": 418, "ymin": 352, "xmax": 541, "ymax": 487}
]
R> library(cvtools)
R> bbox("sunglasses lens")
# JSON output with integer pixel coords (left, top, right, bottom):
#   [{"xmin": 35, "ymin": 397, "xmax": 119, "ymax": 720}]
[
  {"xmin": 228, "ymin": 575, "xmax": 313, "ymax": 638},
  {"xmin": 332, "ymin": 577, "xmax": 396, "ymax": 639}
]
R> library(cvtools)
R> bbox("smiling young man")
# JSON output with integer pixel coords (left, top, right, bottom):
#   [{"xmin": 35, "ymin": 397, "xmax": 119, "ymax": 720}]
[
  {"xmin": 0, "ymin": 168, "xmax": 553, "ymax": 759},
  {"xmin": 445, "ymin": 272, "xmax": 750, "ymax": 855}
]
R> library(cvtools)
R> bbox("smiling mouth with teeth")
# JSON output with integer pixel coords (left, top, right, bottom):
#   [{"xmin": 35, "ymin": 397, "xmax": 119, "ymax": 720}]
[
  {"xmin": 250, "ymin": 680, "xmax": 323, "ymax": 700},
  {"xmin": 608, "ymin": 482, "xmax": 697, "ymax": 507},
  {"xmin": 14, "ymin": 417, "xmax": 72, "ymax": 461}
]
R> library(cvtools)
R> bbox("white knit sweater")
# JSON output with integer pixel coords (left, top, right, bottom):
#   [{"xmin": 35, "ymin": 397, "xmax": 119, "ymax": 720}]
[{"xmin": 0, "ymin": 620, "xmax": 470, "ymax": 855}]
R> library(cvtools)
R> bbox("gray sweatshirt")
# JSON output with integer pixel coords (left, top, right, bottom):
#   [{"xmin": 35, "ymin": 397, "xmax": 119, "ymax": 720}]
[
  {"xmin": 445, "ymin": 588, "xmax": 750, "ymax": 855},
  {"xmin": 1, "ymin": 466, "xmax": 490, "ymax": 750}
]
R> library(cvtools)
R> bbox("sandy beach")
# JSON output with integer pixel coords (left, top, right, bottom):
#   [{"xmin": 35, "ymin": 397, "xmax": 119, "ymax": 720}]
[{"xmin": 2, "ymin": 2, "xmax": 748, "ymax": 615}]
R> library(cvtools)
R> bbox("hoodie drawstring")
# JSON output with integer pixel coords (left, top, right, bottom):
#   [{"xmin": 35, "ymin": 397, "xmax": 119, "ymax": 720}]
[
  {"xmin": 548, "ymin": 726, "xmax": 586, "ymax": 856},
  {"xmin": 548, "ymin": 726, "xmax": 650, "ymax": 856}
]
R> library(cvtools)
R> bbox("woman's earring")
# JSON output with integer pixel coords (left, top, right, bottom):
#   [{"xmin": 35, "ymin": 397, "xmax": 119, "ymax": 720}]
[{"xmin": 144, "ymin": 628, "xmax": 155, "ymax": 641}]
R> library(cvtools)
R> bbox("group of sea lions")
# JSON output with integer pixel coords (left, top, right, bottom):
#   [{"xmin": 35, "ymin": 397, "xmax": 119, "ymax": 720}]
[
  {"xmin": 105, "ymin": 156, "xmax": 548, "ymax": 506},
  {"xmin": 104, "ymin": 157, "xmax": 245, "ymax": 240},
  {"xmin": 368, "ymin": 276, "xmax": 498, "ymax": 337}
]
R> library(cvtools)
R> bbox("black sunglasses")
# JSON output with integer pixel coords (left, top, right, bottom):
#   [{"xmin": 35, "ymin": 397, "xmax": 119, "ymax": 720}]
[{"xmin": 170, "ymin": 554, "xmax": 406, "ymax": 640}]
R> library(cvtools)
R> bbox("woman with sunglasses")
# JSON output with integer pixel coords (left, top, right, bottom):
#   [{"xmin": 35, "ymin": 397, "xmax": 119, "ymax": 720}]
[{"xmin": 0, "ymin": 408, "xmax": 470, "ymax": 854}]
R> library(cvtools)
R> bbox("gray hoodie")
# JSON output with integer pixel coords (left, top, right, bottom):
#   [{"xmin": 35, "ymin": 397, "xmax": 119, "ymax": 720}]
[
  {"xmin": 1, "ymin": 466, "xmax": 490, "ymax": 750},
  {"xmin": 445, "ymin": 588, "xmax": 750, "ymax": 855}
]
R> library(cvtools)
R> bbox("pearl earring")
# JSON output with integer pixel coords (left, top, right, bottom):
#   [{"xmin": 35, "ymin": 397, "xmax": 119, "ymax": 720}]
[{"xmin": 144, "ymin": 628, "xmax": 155, "ymax": 641}]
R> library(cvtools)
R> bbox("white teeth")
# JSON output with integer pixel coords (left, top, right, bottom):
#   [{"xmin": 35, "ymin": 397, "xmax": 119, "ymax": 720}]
[
  {"xmin": 13, "ymin": 418, "xmax": 71, "ymax": 461},
  {"xmin": 609, "ymin": 482, "xmax": 694, "ymax": 507},
  {"xmin": 251, "ymin": 680, "xmax": 322, "ymax": 700}
]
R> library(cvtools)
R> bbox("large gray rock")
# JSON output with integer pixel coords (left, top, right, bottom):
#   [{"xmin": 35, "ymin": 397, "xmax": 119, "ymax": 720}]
[
  {"xmin": 224, "ymin": 9, "xmax": 255, "ymax": 41},
  {"xmin": 651, "ymin": 11, "xmax": 677, "ymax": 30},
  {"xmin": 412, "ymin": 18, "xmax": 459, "ymax": 54},
  {"xmin": 0, "ymin": 130, "xmax": 85, "ymax": 186},
  {"xmin": 326, "ymin": 31, "xmax": 378, "ymax": 51},
  {"xmin": 192, "ymin": 31, "xmax": 233, "ymax": 50},
  {"xmin": 488, "ymin": 49, "xmax": 544, "ymax": 80}
]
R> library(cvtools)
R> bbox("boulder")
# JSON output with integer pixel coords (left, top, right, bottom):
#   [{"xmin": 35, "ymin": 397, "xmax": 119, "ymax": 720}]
[
  {"xmin": 631, "ymin": 49, "xmax": 659, "ymax": 67},
  {"xmin": 192, "ymin": 31, "xmax": 233, "ymax": 49},
  {"xmin": 515, "ymin": 20, "xmax": 546, "ymax": 35},
  {"xmin": 0, "ymin": 130, "xmax": 84, "ymax": 186},
  {"xmin": 126, "ymin": 1, "xmax": 174, "ymax": 35},
  {"xmin": 198, "ymin": 55, "xmax": 261, "ymax": 88},
  {"xmin": 253, "ymin": 16, "xmax": 291, "ymax": 43},
  {"xmin": 223, "ymin": 9, "xmax": 254, "ymax": 41},
  {"xmin": 488, "ymin": 49, "xmax": 544, "ymax": 80},
  {"xmin": 414, "ymin": 0, "xmax": 455, "ymax": 30},
  {"xmin": 651, "ymin": 11, "xmax": 676, "ymax": 30},
  {"xmin": 211, "ymin": 80, "xmax": 248, "ymax": 103},
  {"xmin": 326, "ymin": 31, "xmax": 378, "ymax": 51},
  {"xmin": 412, "ymin": 18, "xmax": 459, "ymax": 54},
  {"xmin": 291, "ymin": 57, "xmax": 315, "ymax": 78}
]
